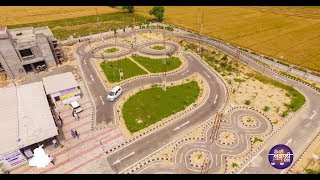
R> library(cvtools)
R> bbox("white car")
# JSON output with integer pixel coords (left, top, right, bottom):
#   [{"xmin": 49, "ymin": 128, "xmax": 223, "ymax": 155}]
[
  {"xmin": 107, "ymin": 86, "xmax": 122, "ymax": 102},
  {"xmin": 69, "ymin": 100, "xmax": 83, "ymax": 113}
]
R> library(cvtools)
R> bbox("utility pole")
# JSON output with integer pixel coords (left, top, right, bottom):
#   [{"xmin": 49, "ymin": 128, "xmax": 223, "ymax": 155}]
[
  {"xmin": 162, "ymin": 32, "xmax": 167, "ymax": 91},
  {"xmin": 198, "ymin": 10, "xmax": 204, "ymax": 55}
]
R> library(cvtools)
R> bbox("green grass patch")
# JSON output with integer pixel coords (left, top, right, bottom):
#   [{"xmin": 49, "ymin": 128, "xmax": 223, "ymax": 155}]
[
  {"xmin": 231, "ymin": 163, "xmax": 238, "ymax": 168},
  {"xmin": 104, "ymin": 48, "xmax": 118, "ymax": 53},
  {"xmin": 151, "ymin": 45, "xmax": 165, "ymax": 50},
  {"xmin": 234, "ymin": 78, "xmax": 246, "ymax": 83},
  {"xmin": 122, "ymin": 81, "xmax": 200, "ymax": 133},
  {"xmin": 8, "ymin": 12, "xmax": 151, "ymax": 40},
  {"xmin": 131, "ymin": 55, "xmax": 182, "ymax": 73},
  {"xmin": 246, "ymin": 72, "xmax": 305, "ymax": 112},
  {"xmin": 100, "ymin": 58, "xmax": 147, "ymax": 83},
  {"xmin": 253, "ymin": 137, "xmax": 263, "ymax": 144}
]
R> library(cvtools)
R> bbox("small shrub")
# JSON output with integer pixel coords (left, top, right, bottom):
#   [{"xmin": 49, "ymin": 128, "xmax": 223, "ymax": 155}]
[
  {"xmin": 245, "ymin": 100, "xmax": 251, "ymax": 105},
  {"xmin": 231, "ymin": 163, "xmax": 238, "ymax": 168},
  {"xmin": 263, "ymin": 106, "xmax": 270, "ymax": 112}
]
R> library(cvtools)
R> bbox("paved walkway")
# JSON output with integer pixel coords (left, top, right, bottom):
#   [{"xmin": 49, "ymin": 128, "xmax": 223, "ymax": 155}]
[{"xmin": 11, "ymin": 82, "xmax": 125, "ymax": 174}]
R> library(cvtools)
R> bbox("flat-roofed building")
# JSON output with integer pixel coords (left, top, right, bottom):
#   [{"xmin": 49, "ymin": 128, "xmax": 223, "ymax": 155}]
[
  {"xmin": 0, "ymin": 81, "xmax": 58, "ymax": 170},
  {"xmin": 42, "ymin": 72, "xmax": 82, "ymax": 105}
]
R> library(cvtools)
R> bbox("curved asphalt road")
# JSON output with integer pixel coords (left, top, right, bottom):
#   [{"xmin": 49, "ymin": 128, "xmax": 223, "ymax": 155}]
[{"xmin": 75, "ymin": 28, "xmax": 320, "ymax": 174}]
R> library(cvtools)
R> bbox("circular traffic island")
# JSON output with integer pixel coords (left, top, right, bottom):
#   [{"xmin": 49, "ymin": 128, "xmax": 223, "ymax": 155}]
[
  {"xmin": 189, "ymin": 151, "xmax": 209, "ymax": 168},
  {"xmin": 122, "ymin": 81, "xmax": 200, "ymax": 133},
  {"xmin": 218, "ymin": 131, "xmax": 236, "ymax": 146},
  {"xmin": 241, "ymin": 116, "xmax": 258, "ymax": 127},
  {"xmin": 150, "ymin": 45, "xmax": 165, "ymax": 51}
]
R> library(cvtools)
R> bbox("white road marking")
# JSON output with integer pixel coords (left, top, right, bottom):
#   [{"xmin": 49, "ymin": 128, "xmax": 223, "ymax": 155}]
[
  {"xmin": 187, "ymin": 55, "xmax": 194, "ymax": 61},
  {"xmin": 99, "ymin": 96, "xmax": 105, "ymax": 105},
  {"xmin": 272, "ymin": 75, "xmax": 287, "ymax": 82},
  {"xmin": 214, "ymin": 94, "xmax": 218, "ymax": 104},
  {"xmin": 310, "ymin": 110, "xmax": 317, "ymax": 120},
  {"xmin": 180, "ymin": 152, "xmax": 184, "ymax": 164},
  {"xmin": 304, "ymin": 122, "xmax": 311, "ymax": 128},
  {"xmin": 194, "ymin": 144, "xmax": 207, "ymax": 148},
  {"xmin": 173, "ymin": 121, "xmax": 190, "ymax": 131},
  {"xmin": 90, "ymin": 59, "xmax": 108, "ymax": 91},
  {"xmin": 84, "ymin": 60, "xmax": 87, "ymax": 65},
  {"xmin": 237, "ymin": 146, "xmax": 267, "ymax": 174},
  {"xmin": 203, "ymin": 71, "xmax": 211, "ymax": 78},
  {"xmin": 181, "ymin": 70, "xmax": 190, "ymax": 76},
  {"xmin": 112, "ymin": 152, "xmax": 135, "ymax": 165},
  {"xmin": 90, "ymin": 75, "xmax": 95, "ymax": 81},
  {"xmin": 285, "ymin": 138, "xmax": 292, "ymax": 146},
  {"xmin": 215, "ymin": 154, "xmax": 218, "ymax": 166},
  {"xmin": 241, "ymin": 134, "xmax": 244, "ymax": 143}
]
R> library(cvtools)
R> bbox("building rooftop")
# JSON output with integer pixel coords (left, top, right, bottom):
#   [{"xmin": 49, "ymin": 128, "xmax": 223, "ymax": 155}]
[
  {"xmin": 0, "ymin": 82, "xmax": 58, "ymax": 155},
  {"xmin": 9, "ymin": 27, "xmax": 36, "ymax": 44},
  {"xmin": 34, "ymin": 26, "xmax": 53, "ymax": 37},
  {"xmin": 42, "ymin": 72, "xmax": 78, "ymax": 95}
]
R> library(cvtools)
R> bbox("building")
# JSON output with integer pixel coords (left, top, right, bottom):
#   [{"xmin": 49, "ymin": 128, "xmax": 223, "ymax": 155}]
[
  {"xmin": 0, "ymin": 82, "xmax": 58, "ymax": 170},
  {"xmin": 42, "ymin": 72, "xmax": 82, "ymax": 105},
  {"xmin": 0, "ymin": 26, "xmax": 63, "ymax": 79}
]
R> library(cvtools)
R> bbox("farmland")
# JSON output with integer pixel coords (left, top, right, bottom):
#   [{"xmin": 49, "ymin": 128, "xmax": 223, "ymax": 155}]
[{"xmin": 135, "ymin": 6, "xmax": 320, "ymax": 72}]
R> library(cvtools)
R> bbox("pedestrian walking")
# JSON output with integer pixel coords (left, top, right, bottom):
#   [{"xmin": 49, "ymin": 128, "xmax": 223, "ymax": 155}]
[
  {"xmin": 74, "ymin": 130, "xmax": 79, "ymax": 139},
  {"xmin": 49, "ymin": 155, "xmax": 55, "ymax": 165},
  {"xmin": 71, "ymin": 130, "xmax": 76, "ymax": 138}
]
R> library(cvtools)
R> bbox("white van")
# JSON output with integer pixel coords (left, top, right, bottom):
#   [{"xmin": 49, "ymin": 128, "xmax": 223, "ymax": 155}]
[
  {"xmin": 107, "ymin": 86, "xmax": 122, "ymax": 102},
  {"xmin": 69, "ymin": 100, "xmax": 83, "ymax": 113}
]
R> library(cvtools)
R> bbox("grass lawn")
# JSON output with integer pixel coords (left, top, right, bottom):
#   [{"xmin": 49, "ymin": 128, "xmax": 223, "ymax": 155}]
[
  {"xmin": 104, "ymin": 47, "xmax": 118, "ymax": 53},
  {"xmin": 151, "ymin": 45, "xmax": 165, "ymax": 50},
  {"xmin": 135, "ymin": 6, "xmax": 320, "ymax": 72},
  {"xmin": 100, "ymin": 58, "xmax": 147, "ymax": 83},
  {"xmin": 8, "ymin": 12, "xmax": 150, "ymax": 40},
  {"xmin": 122, "ymin": 81, "xmax": 200, "ymax": 133},
  {"xmin": 131, "ymin": 55, "xmax": 182, "ymax": 73}
]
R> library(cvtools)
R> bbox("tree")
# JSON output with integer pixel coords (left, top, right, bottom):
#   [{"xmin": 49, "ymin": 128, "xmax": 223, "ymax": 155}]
[
  {"xmin": 122, "ymin": 6, "xmax": 134, "ymax": 13},
  {"xmin": 149, "ymin": 6, "xmax": 165, "ymax": 22}
]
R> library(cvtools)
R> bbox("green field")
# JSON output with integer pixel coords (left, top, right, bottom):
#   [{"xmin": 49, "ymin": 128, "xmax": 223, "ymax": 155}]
[
  {"xmin": 100, "ymin": 58, "xmax": 147, "ymax": 83},
  {"xmin": 8, "ymin": 12, "xmax": 150, "ymax": 40},
  {"xmin": 135, "ymin": 6, "xmax": 320, "ymax": 73},
  {"xmin": 104, "ymin": 47, "xmax": 118, "ymax": 53},
  {"xmin": 122, "ymin": 81, "xmax": 200, "ymax": 133},
  {"xmin": 151, "ymin": 45, "xmax": 165, "ymax": 50},
  {"xmin": 131, "ymin": 55, "xmax": 182, "ymax": 73}
]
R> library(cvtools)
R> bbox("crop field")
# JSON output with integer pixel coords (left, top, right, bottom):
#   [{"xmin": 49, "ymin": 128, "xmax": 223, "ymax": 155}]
[
  {"xmin": 135, "ymin": 6, "xmax": 320, "ymax": 72},
  {"xmin": 5, "ymin": 8, "xmax": 149, "ymax": 40},
  {"xmin": 0, "ymin": 6, "xmax": 120, "ymax": 26}
]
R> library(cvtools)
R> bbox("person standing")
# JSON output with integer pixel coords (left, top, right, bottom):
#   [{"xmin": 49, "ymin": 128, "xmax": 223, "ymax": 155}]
[
  {"xmin": 71, "ymin": 130, "xmax": 76, "ymax": 138},
  {"xmin": 74, "ymin": 130, "xmax": 79, "ymax": 139},
  {"xmin": 52, "ymin": 139, "xmax": 58, "ymax": 148}
]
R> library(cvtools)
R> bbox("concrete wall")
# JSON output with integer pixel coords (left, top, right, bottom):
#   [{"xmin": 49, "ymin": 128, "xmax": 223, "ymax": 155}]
[
  {"xmin": 36, "ymin": 34, "xmax": 56, "ymax": 68},
  {"xmin": 0, "ymin": 38, "xmax": 25, "ymax": 79}
]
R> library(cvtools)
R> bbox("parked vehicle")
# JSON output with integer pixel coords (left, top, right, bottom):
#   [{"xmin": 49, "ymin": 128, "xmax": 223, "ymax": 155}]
[
  {"xmin": 69, "ymin": 100, "xmax": 83, "ymax": 113},
  {"xmin": 107, "ymin": 86, "xmax": 122, "ymax": 102}
]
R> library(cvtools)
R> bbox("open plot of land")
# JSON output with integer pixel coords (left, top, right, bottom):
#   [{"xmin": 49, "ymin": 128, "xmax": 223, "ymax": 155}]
[
  {"xmin": 122, "ymin": 81, "xmax": 200, "ymax": 133},
  {"xmin": 131, "ymin": 55, "xmax": 182, "ymax": 73},
  {"xmin": 8, "ymin": 11, "xmax": 149, "ymax": 40},
  {"xmin": 100, "ymin": 58, "xmax": 147, "ymax": 83},
  {"xmin": 135, "ymin": 6, "xmax": 320, "ymax": 72}
]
